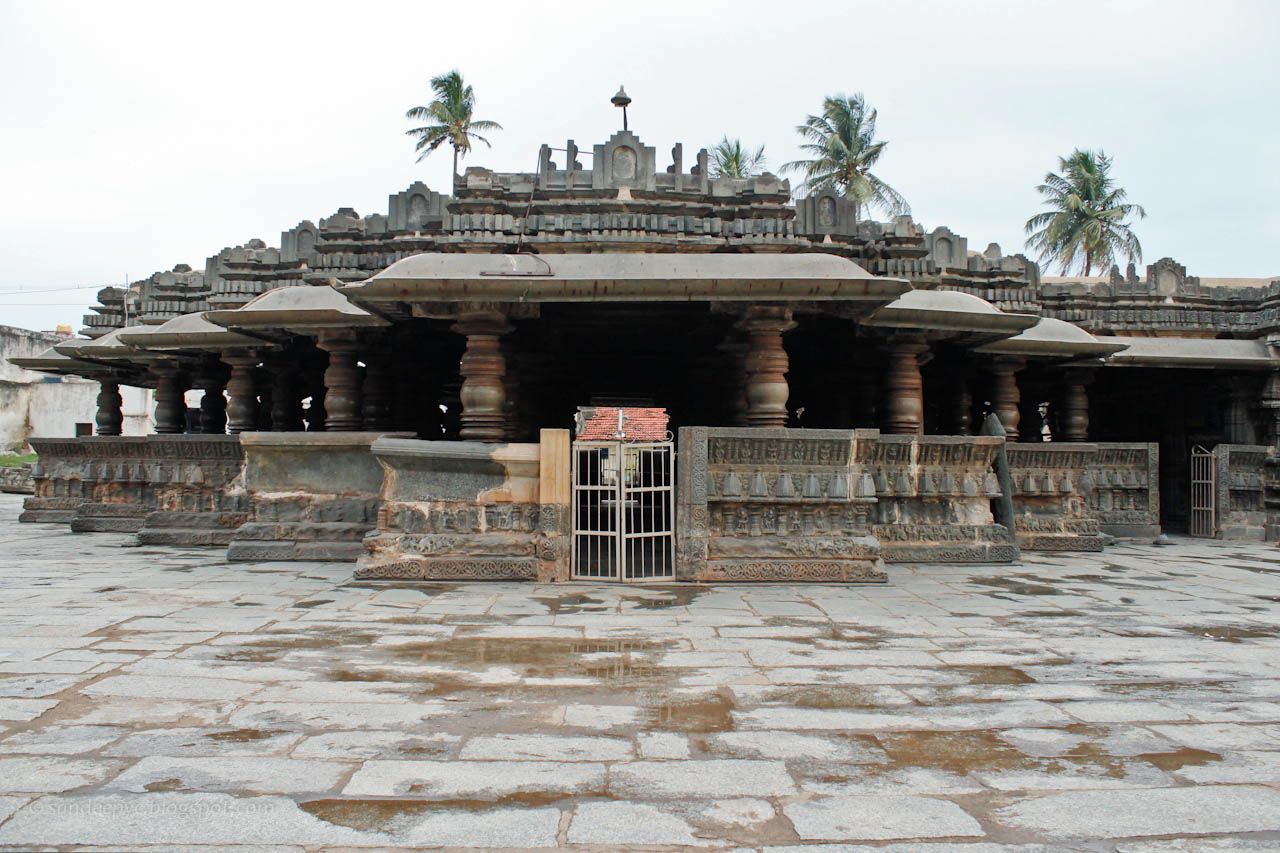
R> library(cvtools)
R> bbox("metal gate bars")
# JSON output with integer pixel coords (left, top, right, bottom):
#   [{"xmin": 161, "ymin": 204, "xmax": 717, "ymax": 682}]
[
  {"xmin": 571, "ymin": 441, "xmax": 675, "ymax": 581},
  {"xmin": 1190, "ymin": 445, "xmax": 1216, "ymax": 538}
]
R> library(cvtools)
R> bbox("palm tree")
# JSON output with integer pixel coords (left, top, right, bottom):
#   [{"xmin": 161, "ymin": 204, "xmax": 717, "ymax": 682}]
[
  {"xmin": 405, "ymin": 70, "xmax": 503, "ymax": 181},
  {"xmin": 1024, "ymin": 149, "xmax": 1146, "ymax": 276},
  {"xmin": 709, "ymin": 137, "xmax": 767, "ymax": 179},
  {"xmin": 782, "ymin": 93, "xmax": 908, "ymax": 219}
]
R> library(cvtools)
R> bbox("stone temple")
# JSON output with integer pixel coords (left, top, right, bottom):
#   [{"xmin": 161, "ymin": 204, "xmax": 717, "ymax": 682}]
[{"xmin": 10, "ymin": 112, "xmax": 1279, "ymax": 583}]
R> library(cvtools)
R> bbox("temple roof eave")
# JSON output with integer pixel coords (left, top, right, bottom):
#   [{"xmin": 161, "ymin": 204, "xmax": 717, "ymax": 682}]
[
  {"xmin": 974, "ymin": 316, "xmax": 1126, "ymax": 359},
  {"xmin": 342, "ymin": 252, "xmax": 910, "ymax": 309},
  {"xmin": 117, "ymin": 312, "xmax": 270, "ymax": 351},
  {"xmin": 1095, "ymin": 335, "xmax": 1280, "ymax": 370},
  {"xmin": 204, "ymin": 284, "xmax": 390, "ymax": 333}
]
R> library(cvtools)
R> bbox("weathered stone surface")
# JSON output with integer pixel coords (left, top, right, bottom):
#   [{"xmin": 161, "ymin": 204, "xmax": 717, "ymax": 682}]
[
  {"xmin": 995, "ymin": 786, "xmax": 1280, "ymax": 838},
  {"xmin": 785, "ymin": 794, "xmax": 984, "ymax": 841}
]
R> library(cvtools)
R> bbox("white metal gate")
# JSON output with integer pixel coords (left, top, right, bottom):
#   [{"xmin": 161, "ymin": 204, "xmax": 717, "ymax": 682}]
[
  {"xmin": 1190, "ymin": 445, "xmax": 1216, "ymax": 538},
  {"xmin": 571, "ymin": 441, "xmax": 675, "ymax": 582}
]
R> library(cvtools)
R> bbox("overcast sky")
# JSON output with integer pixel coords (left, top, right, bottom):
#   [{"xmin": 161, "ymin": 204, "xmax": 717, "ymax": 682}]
[{"xmin": 2, "ymin": 0, "xmax": 1277, "ymax": 332}]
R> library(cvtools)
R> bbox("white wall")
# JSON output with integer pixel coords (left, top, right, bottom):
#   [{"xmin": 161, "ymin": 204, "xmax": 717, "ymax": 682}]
[{"xmin": 0, "ymin": 325, "xmax": 156, "ymax": 451}]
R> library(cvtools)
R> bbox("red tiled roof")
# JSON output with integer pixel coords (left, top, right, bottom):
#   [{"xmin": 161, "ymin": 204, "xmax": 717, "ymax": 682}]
[{"xmin": 576, "ymin": 407, "xmax": 670, "ymax": 441}]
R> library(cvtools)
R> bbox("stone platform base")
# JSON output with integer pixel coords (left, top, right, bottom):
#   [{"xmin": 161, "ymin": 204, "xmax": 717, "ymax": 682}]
[
  {"xmin": 1017, "ymin": 532, "xmax": 1106, "ymax": 551},
  {"xmin": 699, "ymin": 559, "xmax": 887, "ymax": 583},
  {"xmin": 0, "ymin": 467, "xmax": 34, "ymax": 494},
  {"xmin": 19, "ymin": 496, "xmax": 80, "ymax": 523},
  {"xmin": 1098, "ymin": 522, "xmax": 1161, "ymax": 542},
  {"xmin": 138, "ymin": 511, "xmax": 250, "ymax": 547},
  {"xmin": 227, "ymin": 519, "xmax": 372, "ymax": 562},
  {"xmin": 71, "ymin": 503, "xmax": 146, "ymax": 534},
  {"xmin": 355, "ymin": 556, "xmax": 539, "ymax": 581}
]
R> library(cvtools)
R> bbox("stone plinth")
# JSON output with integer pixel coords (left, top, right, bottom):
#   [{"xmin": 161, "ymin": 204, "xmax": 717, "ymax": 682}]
[
  {"xmin": 1087, "ymin": 443, "xmax": 1160, "ymax": 541},
  {"xmin": 22, "ymin": 438, "xmax": 154, "ymax": 533},
  {"xmin": 1007, "ymin": 444, "xmax": 1104, "ymax": 551},
  {"xmin": 865, "ymin": 435, "xmax": 1015, "ymax": 563},
  {"xmin": 355, "ymin": 431, "xmax": 567, "ymax": 581},
  {"xmin": 677, "ymin": 428, "xmax": 886, "ymax": 582},
  {"xmin": 0, "ymin": 465, "xmax": 34, "ymax": 495},
  {"xmin": 1215, "ymin": 444, "xmax": 1270, "ymax": 541},
  {"xmin": 227, "ymin": 432, "xmax": 410, "ymax": 562},
  {"xmin": 137, "ymin": 436, "xmax": 247, "ymax": 547}
]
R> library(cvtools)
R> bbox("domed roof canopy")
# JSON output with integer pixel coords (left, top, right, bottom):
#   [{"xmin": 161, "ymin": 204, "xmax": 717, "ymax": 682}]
[
  {"xmin": 342, "ymin": 252, "xmax": 909, "ymax": 318},
  {"xmin": 206, "ymin": 285, "xmax": 389, "ymax": 332},
  {"xmin": 7, "ymin": 342, "xmax": 111, "ymax": 377},
  {"xmin": 864, "ymin": 287, "xmax": 1038, "ymax": 342},
  {"xmin": 118, "ymin": 312, "xmax": 266, "ymax": 350},
  {"xmin": 976, "ymin": 316, "xmax": 1126, "ymax": 358}
]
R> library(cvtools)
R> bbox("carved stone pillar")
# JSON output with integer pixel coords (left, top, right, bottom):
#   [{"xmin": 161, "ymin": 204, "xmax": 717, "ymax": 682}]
[
  {"xmin": 854, "ymin": 365, "xmax": 879, "ymax": 429},
  {"xmin": 361, "ymin": 347, "xmax": 393, "ymax": 430},
  {"xmin": 269, "ymin": 358, "xmax": 304, "ymax": 431},
  {"xmin": 151, "ymin": 363, "xmax": 187, "ymax": 435},
  {"xmin": 452, "ymin": 310, "xmax": 512, "ymax": 442},
  {"xmin": 717, "ymin": 337, "xmax": 749, "ymax": 427},
  {"xmin": 1223, "ymin": 376, "xmax": 1261, "ymax": 445},
  {"xmin": 197, "ymin": 362, "xmax": 228, "ymax": 435},
  {"xmin": 1060, "ymin": 368, "xmax": 1094, "ymax": 442},
  {"xmin": 881, "ymin": 334, "xmax": 928, "ymax": 435},
  {"xmin": 1262, "ymin": 370, "xmax": 1280, "ymax": 449},
  {"xmin": 737, "ymin": 306, "xmax": 796, "ymax": 428},
  {"xmin": 95, "ymin": 380, "xmax": 123, "ymax": 436},
  {"xmin": 223, "ymin": 351, "xmax": 260, "ymax": 435},
  {"xmin": 305, "ymin": 359, "xmax": 327, "ymax": 432},
  {"xmin": 950, "ymin": 364, "xmax": 973, "ymax": 435},
  {"xmin": 989, "ymin": 356, "xmax": 1025, "ymax": 442},
  {"xmin": 317, "ymin": 331, "xmax": 362, "ymax": 431}
]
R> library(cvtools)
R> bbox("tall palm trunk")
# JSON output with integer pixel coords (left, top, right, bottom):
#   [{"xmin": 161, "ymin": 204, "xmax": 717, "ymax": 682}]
[{"xmin": 452, "ymin": 147, "xmax": 458, "ymax": 183}]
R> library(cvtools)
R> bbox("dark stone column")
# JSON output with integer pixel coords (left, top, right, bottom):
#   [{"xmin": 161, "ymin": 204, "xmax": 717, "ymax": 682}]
[
  {"xmin": 950, "ymin": 365, "xmax": 973, "ymax": 435},
  {"xmin": 317, "ymin": 331, "xmax": 362, "ymax": 431},
  {"xmin": 197, "ymin": 362, "xmax": 228, "ymax": 435},
  {"xmin": 223, "ymin": 351, "xmax": 260, "ymax": 435},
  {"xmin": 1224, "ymin": 375, "xmax": 1260, "ymax": 445},
  {"xmin": 989, "ymin": 356, "xmax": 1025, "ymax": 442},
  {"xmin": 95, "ymin": 380, "xmax": 123, "ymax": 436},
  {"xmin": 1262, "ymin": 370, "xmax": 1280, "ymax": 448},
  {"xmin": 453, "ymin": 310, "xmax": 512, "ymax": 442},
  {"xmin": 270, "ymin": 358, "xmax": 304, "ymax": 431},
  {"xmin": 361, "ymin": 347, "xmax": 393, "ymax": 431},
  {"xmin": 737, "ymin": 306, "xmax": 796, "ymax": 428},
  {"xmin": 1060, "ymin": 368, "xmax": 1094, "ymax": 442},
  {"xmin": 881, "ymin": 334, "xmax": 928, "ymax": 435},
  {"xmin": 151, "ymin": 363, "xmax": 187, "ymax": 435},
  {"xmin": 717, "ymin": 337, "xmax": 749, "ymax": 427},
  {"xmin": 305, "ymin": 356, "xmax": 327, "ymax": 432}
]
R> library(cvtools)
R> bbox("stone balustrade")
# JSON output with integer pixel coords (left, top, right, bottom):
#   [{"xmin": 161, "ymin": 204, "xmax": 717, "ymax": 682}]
[
  {"xmin": 1215, "ymin": 444, "xmax": 1271, "ymax": 541},
  {"xmin": 354, "ymin": 432, "xmax": 567, "ymax": 581},
  {"xmin": 1087, "ymin": 443, "xmax": 1160, "ymax": 541},
  {"xmin": 226, "ymin": 432, "xmax": 410, "ymax": 562},
  {"xmin": 1006, "ymin": 444, "xmax": 1104, "ymax": 551}
]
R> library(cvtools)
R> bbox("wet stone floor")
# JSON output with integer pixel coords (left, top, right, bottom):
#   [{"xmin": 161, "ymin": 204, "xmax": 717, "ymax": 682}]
[{"xmin": 0, "ymin": 495, "xmax": 1279, "ymax": 851}]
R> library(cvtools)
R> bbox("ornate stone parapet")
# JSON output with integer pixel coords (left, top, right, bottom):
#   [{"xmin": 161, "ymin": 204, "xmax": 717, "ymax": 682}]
[
  {"xmin": 1215, "ymin": 444, "xmax": 1270, "ymax": 541},
  {"xmin": 21, "ymin": 437, "xmax": 250, "ymax": 541},
  {"xmin": 355, "ymin": 431, "xmax": 568, "ymax": 581},
  {"xmin": 136, "ymin": 436, "xmax": 247, "ymax": 547},
  {"xmin": 865, "ymin": 435, "xmax": 1014, "ymax": 563},
  {"xmin": 1263, "ymin": 454, "xmax": 1279, "ymax": 543},
  {"xmin": 227, "ymin": 431, "xmax": 411, "ymax": 561},
  {"xmin": 1006, "ymin": 444, "xmax": 1103, "ymax": 551},
  {"xmin": 677, "ymin": 427, "xmax": 886, "ymax": 582},
  {"xmin": 1087, "ymin": 443, "xmax": 1160, "ymax": 541},
  {"xmin": 0, "ymin": 465, "xmax": 34, "ymax": 495}
]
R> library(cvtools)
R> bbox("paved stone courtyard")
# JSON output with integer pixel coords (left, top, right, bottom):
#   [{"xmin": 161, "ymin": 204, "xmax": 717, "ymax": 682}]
[{"xmin": 0, "ymin": 492, "xmax": 1278, "ymax": 850}]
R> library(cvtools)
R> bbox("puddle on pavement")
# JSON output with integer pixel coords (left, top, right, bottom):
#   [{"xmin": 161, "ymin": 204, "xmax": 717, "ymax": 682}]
[
  {"xmin": 877, "ymin": 730, "xmax": 1035, "ymax": 774},
  {"xmin": 971, "ymin": 576, "xmax": 1063, "ymax": 597},
  {"xmin": 954, "ymin": 665, "xmax": 1035, "ymax": 685},
  {"xmin": 784, "ymin": 686, "xmax": 900, "ymax": 709},
  {"xmin": 294, "ymin": 599, "xmax": 335, "ymax": 609},
  {"xmin": 1177, "ymin": 624, "xmax": 1280, "ymax": 642},
  {"xmin": 386, "ymin": 636, "xmax": 670, "ymax": 684},
  {"xmin": 302, "ymin": 795, "xmax": 582, "ymax": 830},
  {"xmin": 1137, "ymin": 746, "xmax": 1222, "ymax": 771},
  {"xmin": 536, "ymin": 593, "xmax": 610, "ymax": 616},
  {"xmin": 647, "ymin": 690, "xmax": 735, "ymax": 732},
  {"xmin": 94, "ymin": 586, "xmax": 122, "ymax": 593},
  {"xmin": 215, "ymin": 628, "xmax": 380, "ymax": 662},
  {"xmin": 205, "ymin": 728, "xmax": 278, "ymax": 743},
  {"xmin": 625, "ymin": 586, "xmax": 707, "ymax": 609},
  {"xmin": 144, "ymin": 778, "xmax": 184, "ymax": 792}
]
